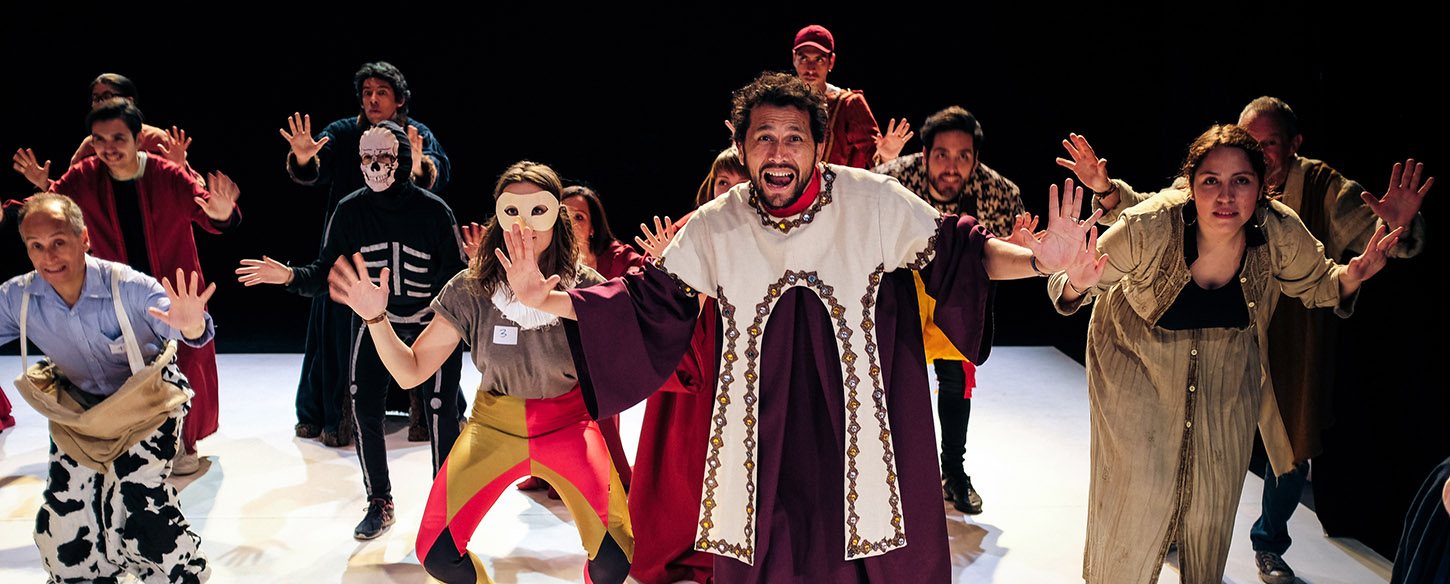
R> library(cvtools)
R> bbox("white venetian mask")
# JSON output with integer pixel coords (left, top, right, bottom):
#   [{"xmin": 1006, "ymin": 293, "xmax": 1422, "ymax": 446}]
[
  {"xmin": 495, "ymin": 190, "xmax": 560, "ymax": 232},
  {"xmin": 359, "ymin": 126, "xmax": 399, "ymax": 191}
]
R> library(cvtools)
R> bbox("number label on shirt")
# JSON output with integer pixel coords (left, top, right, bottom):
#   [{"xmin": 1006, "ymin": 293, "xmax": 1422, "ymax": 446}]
[{"xmin": 494, "ymin": 325, "xmax": 519, "ymax": 346}]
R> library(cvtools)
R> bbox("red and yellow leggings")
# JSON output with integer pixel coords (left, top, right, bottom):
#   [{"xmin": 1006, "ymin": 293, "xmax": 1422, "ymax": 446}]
[{"xmin": 416, "ymin": 388, "xmax": 633, "ymax": 584}]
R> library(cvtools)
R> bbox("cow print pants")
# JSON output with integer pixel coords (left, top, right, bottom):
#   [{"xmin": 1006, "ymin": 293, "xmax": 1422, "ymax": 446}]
[{"xmin": 35, "ymin": 407, "xmax": 209, "ymax": 583}]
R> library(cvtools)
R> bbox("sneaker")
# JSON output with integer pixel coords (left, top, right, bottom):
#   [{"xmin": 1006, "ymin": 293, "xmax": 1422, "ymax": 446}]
[
  {"xmin": 354, "ymin": 498, "xmax": 395, "ymax": 540},
  {"xmin": 943, "ymin": 475, "xmax": 983, "ymax": 515},
  {"xmin": 295, "ymin": 423, "xmax": 322, "ymax": 439},
  {"xmin": 1255, "ymin": 551, "xmax": 1295, "ymax": 584},
  {"xmin": 173, "ymin": 450, "xmax": 201, "ymax": 476}
]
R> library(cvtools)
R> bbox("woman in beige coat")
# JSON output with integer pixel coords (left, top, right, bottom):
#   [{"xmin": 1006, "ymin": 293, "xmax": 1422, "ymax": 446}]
[{"xmin": 1051, "ymin": 125, "xmax": 1402, "ymax": 583}]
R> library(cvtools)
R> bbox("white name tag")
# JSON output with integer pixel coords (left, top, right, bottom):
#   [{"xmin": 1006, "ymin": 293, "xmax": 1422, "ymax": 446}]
[
  {"xmin": 493, "ymin": 325, "xmax": 519, "ymax": 345},
  {"xmin": 110, "ymin": 342, "xmax": 127, "ymax": 355}
]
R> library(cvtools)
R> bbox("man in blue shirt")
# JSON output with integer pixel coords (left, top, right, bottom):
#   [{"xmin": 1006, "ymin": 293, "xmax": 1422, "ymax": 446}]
[{"xmin": 0, "ymin": 193, "xmax": 215, "ymax": 583}]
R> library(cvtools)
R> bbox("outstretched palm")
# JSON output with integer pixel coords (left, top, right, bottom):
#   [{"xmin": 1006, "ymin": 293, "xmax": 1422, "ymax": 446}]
[
  {"xmin": 496, "ymin": 223, "xmax": 561, "ymax": 308},
  {"xmin": 279, "ymin": 112, "xmax": 329, "ymax": 161},
  {"xmin": 1017, "ymin": 179, "xmax": 1102, "ymax": 273},
  {"xmin": 328, "ymin": 252, "xmax": 390, "ymax": 319}
]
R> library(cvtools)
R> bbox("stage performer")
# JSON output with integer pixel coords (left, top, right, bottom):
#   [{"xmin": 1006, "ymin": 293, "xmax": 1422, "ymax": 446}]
[
  {"xmin": 1061, "ymin": 97, "xmax": 1429, "ymax": 583},
  {"xmin": 279, "ymin": 61, "xmax": 452, "ymax": 446},
  {"xmin": 789, "ymin": 25, "xmax": 911, "ymax": 169},
  {"xmin": 1, "ymin": 194, "xmax": 214, "ymax": 584},
  {"xmin": 1050, "ymin": 125, "xmax": 1411, "ymax": 583},
  {"xmin": 238, "ymin": 122, "xmax": 466, "ymax": 541},
  {"xmin": 10, "ymin": 99, "xmax": 240, "ymax": 476},
  {"xmin": 873, "ymin": 105, "xmax": 1028, "ymax": 515},
  {"xmin": 496, "ymin": 72, "xmax": 1094, "ymax": 583},
  {"xmin": 623, "ymin": 147, "xmax": 748, "ymax": 584},
  {"xmin": 328, "ymin": 160, "xmax": 633, "ymax": 584}
]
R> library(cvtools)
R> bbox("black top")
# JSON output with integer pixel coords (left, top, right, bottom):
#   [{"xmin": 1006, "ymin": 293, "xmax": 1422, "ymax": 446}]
[
  {"xmin": 1156, "ymin": 203, "xmax": 1264, "ymax": 331},
  {"xmin": 110, "ymin": 177, "xmax": 152, "ymax": 277}
]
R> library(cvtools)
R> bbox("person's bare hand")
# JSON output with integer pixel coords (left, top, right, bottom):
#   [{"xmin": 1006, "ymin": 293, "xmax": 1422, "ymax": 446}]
[
  {"xmin": 408, "ymin": 125, "xmax": 424, "ymax": 177},
  {"xmin": 634, "ymin": 216, "xmax": 677, "ymax": 257},
  {"xmin": 1054, "ymin": 133, "xmax": 1112, "ymax": 195},
  {"xmin": 158, "ymin": 126, "xmax": 192, "ymax": 167},
  {"xmin": 12, "ymin": 148, "xmax": 51, "ymax": 190},
  {"xmin": 1341, "ymin": 224, "xmax": 1401, "ymax": 290},
  {"xmin": 279, "ymin": 113, "xmax": 329, "ymax": 161},
  {"xmin": 1017, "ymin": 179, "xmax": 1103, "ymax": 273},
  {"xmin": 461, "ymin": 222, "xmax": 484, "ymax": 261},
  {"xmin": 196, "ymin": 171, "xmax": 239, "ymax": 221},
  {"xmin": 148, "ymin": 268, "xmax": 217, "ymax": 339},
  {"xmin": 1362, "ymin": 158, "xmax": 1433, "ymax": 231},
  {"xmin": 496, "ymin": 223, "xmax": 561, "ymax": 308},
  {"xmin": 328, "ymin": 252, "xmax": 390, "ymax": 319},
  {"xmin": 235, "ymin": 256, "xmax": 293, "ymax": 286},
  {"xmin": 999, "ymin": 213, "xmax": 1044, "ymax": 247},
  {"xmin": 872, "ymin": 118, "xmax": 914, "ymax": 163}
]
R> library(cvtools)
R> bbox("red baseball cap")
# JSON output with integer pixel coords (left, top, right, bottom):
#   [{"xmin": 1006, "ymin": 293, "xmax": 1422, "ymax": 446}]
[{"xmin": 793, "ymin": 24, "xmax": 834, "ymax": 54}]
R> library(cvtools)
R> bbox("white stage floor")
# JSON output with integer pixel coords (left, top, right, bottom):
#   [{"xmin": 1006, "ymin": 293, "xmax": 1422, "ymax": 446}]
[{"xmin": 0, "ymin": 347, "xmax": 1392, "ymax": 583}]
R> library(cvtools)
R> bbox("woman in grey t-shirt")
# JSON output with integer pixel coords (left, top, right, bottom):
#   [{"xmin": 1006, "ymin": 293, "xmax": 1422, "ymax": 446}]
[{"xmin": 330, "ymin": 161, "xmax": 631, "ymax": 584}]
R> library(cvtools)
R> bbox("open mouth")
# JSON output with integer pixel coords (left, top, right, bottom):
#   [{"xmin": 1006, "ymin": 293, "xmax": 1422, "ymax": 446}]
[
  {"xmin": 762, "ymin": 169, "xmax": 795, "ymax": 189},
  {"xmin": 1212, "ymin": 210, "xmax": 1240, "ymax": 219}
]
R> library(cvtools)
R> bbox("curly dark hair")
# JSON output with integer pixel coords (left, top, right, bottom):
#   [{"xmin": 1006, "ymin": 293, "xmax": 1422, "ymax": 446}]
[
  {"xmin": 1180, "ymin": 124, "xmax": 1270, "ymax": 200},
  {"xmin": 85, "ymin": 98, "xmax": 143, "ymax": 136},
  {"xmin": 354, "ymin": 61, "xmax": 411, "ymax": 116},
  {"xmin": 471, "ymin": 161, "xmax": 579, "ymax": 298},
  {"xmin": 729, "ymin": 72, "xmax": 828, "ymax": 145}
]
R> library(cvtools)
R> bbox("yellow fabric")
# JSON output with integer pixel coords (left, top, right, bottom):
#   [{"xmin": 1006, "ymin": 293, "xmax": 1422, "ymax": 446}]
[{"xmin": 913, "ymin": 272, "xmax": 967, "ymax": 362}]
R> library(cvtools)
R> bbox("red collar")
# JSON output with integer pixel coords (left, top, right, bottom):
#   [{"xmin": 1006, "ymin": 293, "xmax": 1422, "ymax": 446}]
[{"xmin": 762, "ymin": 167, "xmax": 822, "ymax": 217}]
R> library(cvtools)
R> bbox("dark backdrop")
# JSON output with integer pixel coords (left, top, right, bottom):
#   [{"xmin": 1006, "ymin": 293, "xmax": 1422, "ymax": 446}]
[{"xmin": 4, "ymin": 2, "xmax": 1445, "ymax": 561}]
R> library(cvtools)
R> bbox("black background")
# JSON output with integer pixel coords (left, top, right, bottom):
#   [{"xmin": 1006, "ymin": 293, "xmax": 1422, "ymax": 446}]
[{"xmin": 4, "ymin": 2, "xmax": 1445, "ymax": 561}]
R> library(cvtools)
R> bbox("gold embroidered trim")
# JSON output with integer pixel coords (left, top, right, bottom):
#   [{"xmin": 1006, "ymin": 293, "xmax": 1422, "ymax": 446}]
[
  {"xmin": 746, "ymin": 165, "xmax": 837, "ymax": 234},
  {"xmin": 696, "ymin": 289, "xmax": 752, "ymax": 559},
  {"xmin": 848, "ymin": 264, "xmax": 906, "ymax": 557},
  {"xmin": 652, "ymin": 257, "xmax": 699, "ymax": 297},
  {"xmin": 905, "ymin": 215, "xmax": 945, "ymax": 271}
]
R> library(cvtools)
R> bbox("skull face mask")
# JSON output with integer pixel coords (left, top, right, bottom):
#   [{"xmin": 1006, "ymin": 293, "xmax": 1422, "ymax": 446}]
[
  {"xmin": 359, "ymin": 126, "xmax": 399, "ymax": 192},
  {"xmin": 496, "ymin": 189, "xmax": 560, "ymax": 232}
]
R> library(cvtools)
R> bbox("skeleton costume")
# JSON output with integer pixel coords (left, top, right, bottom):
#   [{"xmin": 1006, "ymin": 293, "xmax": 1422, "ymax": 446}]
[
  {"xmin": 284, "ymin": 122, "xmax": 467, "ymax": 505},
  {"xmin": 563, "ymin": 164, "xmax": 994, "ymax": 583}
]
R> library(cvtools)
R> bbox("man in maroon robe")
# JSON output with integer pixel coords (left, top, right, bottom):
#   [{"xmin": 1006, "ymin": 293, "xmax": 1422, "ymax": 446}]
[{"xmin": 495, "ymin": 72, "xmax": 1095, "ymax": 583}]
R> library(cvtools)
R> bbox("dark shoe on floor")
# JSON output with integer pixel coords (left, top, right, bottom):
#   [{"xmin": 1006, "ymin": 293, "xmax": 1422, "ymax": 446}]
[
  {"xmin": 354, "ymin": 498, "xmax": 395, "ymax": 540},
  {"xmin": 517, "ymin": 476, "xmax": 550, "ymax": 491},
  {"xmin": 943, "ymin": 475, "xmax": 984, "ymax": 515},
  {"xmin": 295, "ymin": 423, "xmax": 322, "ymax": 439},
  {"xmin": 1255, "ymin": 551, "xmax": 1295, "ymax": 584},
  {"xmin": 322, "ymin": 429, "xmax": 352, "ymax": 447}
]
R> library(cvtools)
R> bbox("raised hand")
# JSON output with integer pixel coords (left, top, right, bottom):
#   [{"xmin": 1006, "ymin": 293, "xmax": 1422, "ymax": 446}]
[
  {"xmin": 1060, "ymin": 226, "xmax": 1109, "ymax": 297},
  {"xmin": 496, "ymin": 223, "xmax": 561, "ymax": 308},
  {"xmin": 1362, "ymin": 158, "xmax": 1433, "ymax": 231},
  {"xmin": 328, "ymin": 252, "xmax": 390, "ymax": 319},
  {"xmin": 196, "ymin": 171, "xmax": 240, "ymax": 221},
  {"xmin": 873, "ymin": 118, "xmax": 914, "ymax": 163},
  {"xmin": 148, "ymin": 268, "xmax": 217, "ymax": 340},
  {"xmin": 407, "ymin": 125, "xmax": 424, "ymax": 177},
  {"xmin": 634, "ymin": 215, "xmax": 677, "ymax": 257},
  {"xmin": 279, "ymin": 113, "xmax": 329, "ymax": 162},
  {"xmin": 999, "ymin": 212, "xmax": 1043, "ymax": 248},
  {"xmin": 1054, "ymin": 133, "xmax": 1112, "ymax": 194},
  {"xmin": 158, "ymin": 126, "xmax": 192, "ymax": 167},
  {"xmin": 12, "ymin": 147, "xmax": 52, "ymax": 190},
  {"xmin": 1340, "ymin": 224, "xmax": 1401, "ymax": 295},
  {"xmin": 1018, "ymin": 179, "xmax": 1103, "ymax": 273},
  {"xmin": 235, "ymin": 256, "xmax": 293, "ymax": 286},
  {"xmin": 460, "ymin": 222, "xmax": 484, "ymax": 260}
]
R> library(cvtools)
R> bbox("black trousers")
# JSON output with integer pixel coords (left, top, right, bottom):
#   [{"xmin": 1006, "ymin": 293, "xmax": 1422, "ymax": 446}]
[
  {"xmin": 934, "ymin": 359, "xmax": 972, "ymax": 480},
  {"xmin": 349, "ymin": 315, "xmax": 465, "ymax": 500}
]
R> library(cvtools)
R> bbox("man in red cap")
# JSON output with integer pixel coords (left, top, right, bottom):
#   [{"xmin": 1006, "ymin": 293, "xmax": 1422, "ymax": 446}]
[{"xmin": 792, "ymin": 24, "xmax": 909, "ymax": 169}]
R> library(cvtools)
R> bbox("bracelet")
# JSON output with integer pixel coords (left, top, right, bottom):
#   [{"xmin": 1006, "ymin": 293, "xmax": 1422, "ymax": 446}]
[
  {"xmin": 1092, "ymin": 182, "xmax": 1119, "ymax": 197},
  {"xmin": 364, "ymin": 311, "xmax": 388, "ymax": 325},
  {"xmin": 1066, "ymin": 279, "xmax": 1087, "ymax": 296},
  {"xmin": 1030, "ymin": 255, "xmax": 1049, "ymax": 277}
]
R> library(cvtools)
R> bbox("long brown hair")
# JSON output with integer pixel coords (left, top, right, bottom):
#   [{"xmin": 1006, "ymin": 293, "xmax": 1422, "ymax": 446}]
[{"xmin": 471, "ymin": 161, "xmax": 579, "ymax": 297}]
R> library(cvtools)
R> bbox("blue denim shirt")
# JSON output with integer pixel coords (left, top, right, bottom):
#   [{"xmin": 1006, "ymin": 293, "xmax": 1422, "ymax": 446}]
[{"xmin": 0, "ymin": 255, "xmax": 215, "ymax": 396}]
